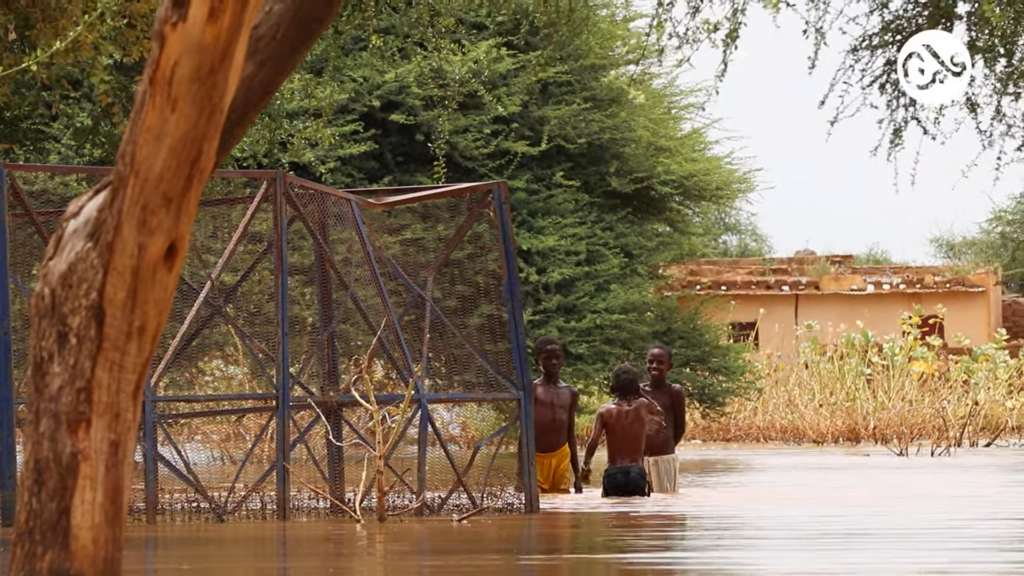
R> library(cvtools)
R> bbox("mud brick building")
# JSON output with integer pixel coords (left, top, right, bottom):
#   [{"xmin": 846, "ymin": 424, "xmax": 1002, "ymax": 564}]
[{"xmin": 665, "ymin": 254, "xmax": 1002, "ymax": 356}]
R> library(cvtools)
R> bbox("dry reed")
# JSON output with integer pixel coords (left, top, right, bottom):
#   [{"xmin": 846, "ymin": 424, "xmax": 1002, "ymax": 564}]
[{"xmin": 688, "ymin": 305, "xmax": 1024, "ymax": 456}]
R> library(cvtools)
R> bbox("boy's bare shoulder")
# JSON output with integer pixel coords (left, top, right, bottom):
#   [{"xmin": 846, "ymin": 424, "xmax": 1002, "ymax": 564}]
[
  {"xmin": 635, "ymin": 396, "xmax": 658, "ymax": 409},
  {"xmin": 557, "ymin": 380, "xmax": 579, "ymax": 395}
]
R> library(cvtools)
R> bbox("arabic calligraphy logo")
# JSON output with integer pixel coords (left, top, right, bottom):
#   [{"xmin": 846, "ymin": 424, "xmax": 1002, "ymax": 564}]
[{"xmin": 897, "ymin": 29, "xmax": 973, "ymax": 106}]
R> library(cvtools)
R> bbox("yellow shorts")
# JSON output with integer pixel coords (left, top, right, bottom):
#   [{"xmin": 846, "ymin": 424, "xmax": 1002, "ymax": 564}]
[{"xmin": 536, "ymin": 443, "xmax": 572, "ymax": 493}]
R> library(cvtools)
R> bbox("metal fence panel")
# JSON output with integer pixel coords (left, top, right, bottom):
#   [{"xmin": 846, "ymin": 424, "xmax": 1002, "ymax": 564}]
[{"xmin": 0, "ymin": 164, "xmax": 536, "ymax": 523}]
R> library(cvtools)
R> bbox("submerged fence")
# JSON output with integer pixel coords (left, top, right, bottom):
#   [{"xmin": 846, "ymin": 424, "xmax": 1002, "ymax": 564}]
[{"xmin": 0, "ymin": 164, "xmax": 539, "ymax": 524}]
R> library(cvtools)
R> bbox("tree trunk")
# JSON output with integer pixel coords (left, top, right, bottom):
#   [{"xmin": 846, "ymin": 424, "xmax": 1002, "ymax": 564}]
[
  {"xmin": 10, "ymin": 0, "xmax": 258, "ymax": 574},
  {"xmin": 10, "ymin": 0, "xmax": 342, "ymax": 571},
  {"xmin": 216, "ymin": 0, "xmax": 343, "ymax": 162},
  {"xmin": 9, "ymin": 0, "xmax": 261, "ymax": 571}
]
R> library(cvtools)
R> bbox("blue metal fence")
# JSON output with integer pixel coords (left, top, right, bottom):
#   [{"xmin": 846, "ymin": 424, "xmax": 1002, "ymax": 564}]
[
  {"xmin": 0, "ymin": 165, "xmax": 17, "ymax": 527},
  {"xmin": 0, "ymin": 163, "xmax": 538, "ymax": 524}
]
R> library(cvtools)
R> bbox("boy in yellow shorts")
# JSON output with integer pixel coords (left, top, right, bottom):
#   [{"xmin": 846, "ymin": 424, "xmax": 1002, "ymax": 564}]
[{"xmin": 530, "ymin": 336, "xmax": 582, "ymax": 494}]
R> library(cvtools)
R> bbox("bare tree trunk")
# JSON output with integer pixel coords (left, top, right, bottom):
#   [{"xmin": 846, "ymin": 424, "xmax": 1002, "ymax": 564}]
[{"xmin": 9, "ymin": 0, "xmax": 339, "ymax": 573}]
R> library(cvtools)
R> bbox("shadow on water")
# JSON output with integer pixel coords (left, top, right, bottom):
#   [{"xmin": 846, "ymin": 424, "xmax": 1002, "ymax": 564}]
[{"xmin": 6, "ymin": 444, "xmax": 1024, "ymax": 574}]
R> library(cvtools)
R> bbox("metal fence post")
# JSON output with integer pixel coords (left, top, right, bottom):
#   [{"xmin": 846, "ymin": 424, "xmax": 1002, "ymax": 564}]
[
  {"xmin": 491, "ymin": 184, "xmax": 538, "ymax": 513},
  {"xmin": 0, "ymin": 164, "xmax": 17, "ymax": 527},
  {"xmin": 311, "ymin": 200, "xmax": 346, "ymax": 511},
  {"xmin": 273, "ymin": 170, "xmax": 291, "ymax": 520},
  {"xmin": 143, "ymin": 377, "xmax": 158, "ymax": 524}
]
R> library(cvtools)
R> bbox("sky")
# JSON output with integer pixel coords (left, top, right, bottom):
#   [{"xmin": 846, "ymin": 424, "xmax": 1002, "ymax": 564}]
[{"xmin": 678, "ymin": 8, "xmax": 1024, "ymax": 264}]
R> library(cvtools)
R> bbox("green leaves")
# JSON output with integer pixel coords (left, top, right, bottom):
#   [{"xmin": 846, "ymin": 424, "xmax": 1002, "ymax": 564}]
[
  {"xmin": 0, "ymin": 1, "xmax": 154, "ymax": 162},
  {"xmin": 930, "ymin": 192, "xmax": 1024, "ymax": 285},
  {"xmin": 668, "ymin": 0, "xmax": 1024, "ymax": 173},
  {"xmin": 3, "ymin": 0, "xmax": 767, "ymax": 414}
]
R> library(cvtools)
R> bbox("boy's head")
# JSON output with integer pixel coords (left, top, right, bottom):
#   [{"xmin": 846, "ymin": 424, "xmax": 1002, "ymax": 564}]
[
  {"xmin": 534, "ymin": 336, "xmax": 563, "ymax": 378},
  {"xmin": 646, "ymin": 345, "xmax": 673, "ymax": 383},
  {"xmin": 610, "ymin": 363, "xmax": 640, "ymax": 400}
]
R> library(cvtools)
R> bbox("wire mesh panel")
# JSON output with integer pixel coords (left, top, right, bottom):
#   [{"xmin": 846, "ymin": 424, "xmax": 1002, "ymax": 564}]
[
  {"xmin": 283, "ymin": 179, "xmax": 527, "ymax": 519},
  {"xmin": 142, "ymin": 174, "xmax": 282, "ymax": 522},
  {"xmin": 1, "ymin": 165, "xmax": 534, "ymax": 523}
]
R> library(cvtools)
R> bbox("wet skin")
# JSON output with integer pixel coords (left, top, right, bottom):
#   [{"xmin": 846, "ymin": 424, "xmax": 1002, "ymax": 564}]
[
  {"xmin": 530, "ymin": 345, "xmax": 582, "ymax": 493},
  {"xmin": 642, "ymin": 348, "xmax": 686, "ymax": 457},
  {"xmin": 581, "ymin": 393, "xmax": 665, "ymax": 479}
]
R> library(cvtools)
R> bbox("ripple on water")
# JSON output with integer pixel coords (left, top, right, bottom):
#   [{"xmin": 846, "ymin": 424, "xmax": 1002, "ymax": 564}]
[{"xmin": 92, "ymin": 445, "xmax": 1024, "ymax": 574}]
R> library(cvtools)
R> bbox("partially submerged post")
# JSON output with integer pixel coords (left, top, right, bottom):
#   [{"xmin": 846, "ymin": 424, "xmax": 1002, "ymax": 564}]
[{"xmin": 0, "ymin": 164, "xmax": 17, "ymax": 529}]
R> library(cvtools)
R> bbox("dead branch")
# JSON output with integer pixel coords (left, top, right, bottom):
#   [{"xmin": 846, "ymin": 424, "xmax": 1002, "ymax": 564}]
[
  {"xmin": 452, "ymin": 503, "xmax": 494, "ymax": 523},
  {"xmin": 307, "ymin": 398, "xmax": 373, "ymax": 451},
  {"xmin": 284, "ymin": 463, "xmax": 361, "ymax": 523},
  {"xmin": 388, "ymin": 495, "xmax": 426, "ymax": 517}
]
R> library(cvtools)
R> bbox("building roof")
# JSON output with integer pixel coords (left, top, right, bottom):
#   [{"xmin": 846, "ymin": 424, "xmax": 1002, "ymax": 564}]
[{"xmin": 663, "ymin": 254, "xmax": 998, "ymax": 296}]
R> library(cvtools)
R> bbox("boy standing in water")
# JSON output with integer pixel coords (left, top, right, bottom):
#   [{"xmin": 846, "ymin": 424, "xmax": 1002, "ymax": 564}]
[
  {"xmin": 641, "ymin": 345, "xmax": 686, "ymax": 493},
  {"xmin": 581, "ymin": 364, "xmax": 665, "ymax": 497},
  {"xmin": 530, "ymin": 336, "xmax": 583, "ymax": 494}
]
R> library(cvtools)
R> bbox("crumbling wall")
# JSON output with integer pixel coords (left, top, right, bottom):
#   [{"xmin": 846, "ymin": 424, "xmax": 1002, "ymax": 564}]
[{"xmin": 1002, "ymin": 298, "xmax": 1024, "ymax": 342}]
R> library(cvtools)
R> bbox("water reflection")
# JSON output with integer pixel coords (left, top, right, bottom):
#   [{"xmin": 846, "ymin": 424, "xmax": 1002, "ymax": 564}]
[{"xmin": 6, "ymin": 445, "xmax": 1024, "ymax": 574}]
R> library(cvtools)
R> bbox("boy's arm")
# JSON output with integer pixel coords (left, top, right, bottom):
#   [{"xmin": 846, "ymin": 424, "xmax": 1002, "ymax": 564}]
[
  {"xmin": 582, "ymin": 410, "xmax": 603, "ymax": 470},
  {"xmin": 568, "ymin": 388, "xmax": 581, "ymax": 488},
  {"xmin": 670, "ymin": 384, "xmax": 686, "ymax": 444},
  {"xmin": 644, "ymin": 397, "xmax": 666, "ymax": 432}
]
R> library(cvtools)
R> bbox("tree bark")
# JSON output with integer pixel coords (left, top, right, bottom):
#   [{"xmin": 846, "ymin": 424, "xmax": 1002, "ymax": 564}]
[
  {"xmin": 8, "ymin": 0, "xmax": 261, "ymax": 574},
  {"xmin": 217, "ymin": 0, "xmax": 342, "ymax": 163},
  {"xmin": 10, "ymin": 0, "xmax": 341, "ymax": 572}
]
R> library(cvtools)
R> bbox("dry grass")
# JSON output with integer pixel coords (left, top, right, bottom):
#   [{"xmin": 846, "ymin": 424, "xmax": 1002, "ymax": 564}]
[{"xmin": 688, "ymin": 305, "xmax": 1024, "ymax": 456}]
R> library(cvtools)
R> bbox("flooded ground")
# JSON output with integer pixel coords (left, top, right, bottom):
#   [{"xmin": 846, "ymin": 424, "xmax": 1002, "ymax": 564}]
[{"xmin": 10, "ymin": 443, "xmax": 1024, "ymax": 574}]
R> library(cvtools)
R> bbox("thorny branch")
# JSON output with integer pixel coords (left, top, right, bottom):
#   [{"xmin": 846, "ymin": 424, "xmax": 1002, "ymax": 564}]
[{"xmin": 303, "ymin": 317, "xmax": 418, "ymax": 522}]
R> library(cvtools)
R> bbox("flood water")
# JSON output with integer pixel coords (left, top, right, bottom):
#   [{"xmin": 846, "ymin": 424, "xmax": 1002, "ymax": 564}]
[{"xmin": 12, "ymin": 444, "xmax": 1024, "ymax": 574}]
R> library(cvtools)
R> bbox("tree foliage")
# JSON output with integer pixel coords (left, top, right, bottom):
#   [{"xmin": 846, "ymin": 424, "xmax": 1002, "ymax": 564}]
[
  {"xmin": 930, "ymin": 195, "xmax": 1024, "ymax": 288},
  {"xmin": 0, "ymin": 1, "xmax": 156, "ymax": 161},
  {"xmin": 662, "ymin": 0, "xmax": 1024, "ymax": 174},
  {"xmin": 235, "ymin": 2, "xmax": 766, "ymax": 406},
  {"xmin": 853, "ymin": 243, "xmax": 902, "ymax": 266},
  {"xmin": 2, "ymin": 1, "xmax": 766, "ymax": 412}
]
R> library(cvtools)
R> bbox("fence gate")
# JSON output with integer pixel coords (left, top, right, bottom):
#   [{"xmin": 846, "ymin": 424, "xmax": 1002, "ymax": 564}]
[{"xmin": 0, "ymin": 164, "xmax": 539, "ymax": 524}]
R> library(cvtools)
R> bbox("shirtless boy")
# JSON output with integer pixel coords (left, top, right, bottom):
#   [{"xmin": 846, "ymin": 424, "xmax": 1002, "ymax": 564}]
[
  {"xmin": 530, "ymin": 336, "xmax": 582, "ymax": 494},
  {"xmin": 641, "ymin": 345, "xmax": 686, "ymax": 494},
  {"xmin": 581, "ymin": 364, "xmax": 665, "ymax": 497}
]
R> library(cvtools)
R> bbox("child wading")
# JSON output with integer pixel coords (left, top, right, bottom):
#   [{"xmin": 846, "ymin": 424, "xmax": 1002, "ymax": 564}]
[
  {"xmin": 581, "ymin": 364, "xmax": 665, "ymax": 497},
  {"xmin": 641, "ymin": 345, "xmax": 686, "ymax": 493},
  {"xmin": 530, "ymin": 336, "xmax": 583, "ymax": 494}
]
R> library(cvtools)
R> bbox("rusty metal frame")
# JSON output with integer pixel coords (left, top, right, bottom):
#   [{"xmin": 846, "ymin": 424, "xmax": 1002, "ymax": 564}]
[{"xmin": 0, "ymin": 163, "xmax": 536, "ymax": 523}]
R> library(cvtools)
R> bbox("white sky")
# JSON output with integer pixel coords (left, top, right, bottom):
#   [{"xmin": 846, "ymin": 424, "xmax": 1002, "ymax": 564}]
[{"xmin": 680, "ymin": 9, "xmax": 1024, "ymax": 264}]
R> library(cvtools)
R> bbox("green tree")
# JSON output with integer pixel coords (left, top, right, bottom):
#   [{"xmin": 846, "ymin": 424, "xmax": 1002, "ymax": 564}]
[
  {"xmin": 0, "ymin": 1, "xmax": 155, "ymax": 162},
  {"xmin": 930, "ymin": 195, "xmax": 1024, "ymax": 286},
  {"xmin": 854, "ymin": 243, "xmax": 902, "ymax": 266},
  {"xmin": 233, "ymin": 2, "xmax": 763, "ymax": 407},
  {"xmin": 3, "ymin": 1, "xmax": 764, "ymax": 413},
  {"xmin": 664, "ymin": 0, "xmax": 1024, "ymax": 174}
]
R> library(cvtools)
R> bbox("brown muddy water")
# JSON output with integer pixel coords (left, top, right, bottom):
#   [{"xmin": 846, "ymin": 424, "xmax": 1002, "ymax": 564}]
[{"xmin": 8, "ymin": 444, "xmax": 1024, "ymax": 574}]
